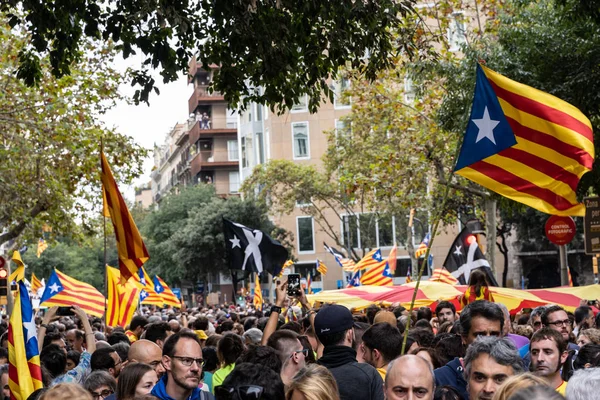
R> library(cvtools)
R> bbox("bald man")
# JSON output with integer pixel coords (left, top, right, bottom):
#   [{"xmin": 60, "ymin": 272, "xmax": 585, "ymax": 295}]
[
  {"xmin": 385, "ymin": 355, "xmax": 435, "ymax": 400},
  {"xmin": 129, "ymin": 339, "xmax": 166, "ymax": 378}
]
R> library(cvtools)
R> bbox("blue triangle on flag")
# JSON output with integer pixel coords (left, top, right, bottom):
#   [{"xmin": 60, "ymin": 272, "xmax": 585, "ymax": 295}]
[
  {"xmin": 39, "ymin": 270, "xmax": 63, "ymax": 303},
  {"xmin": 454, "ymin": 65, "xmax": 517, "ymax": 171}
]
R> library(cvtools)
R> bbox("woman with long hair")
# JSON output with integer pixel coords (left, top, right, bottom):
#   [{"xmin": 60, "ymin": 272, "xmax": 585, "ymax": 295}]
[
  {"xmin": 459, "ymin": 269, "xmax": 494, "ymax": 307},
  {"xmin": 116, "ymin": 363, "xmax": 158, "ymax": 400},
  {"xmin": 285, "ymin": 364, "xmax": 340, "ymax": 400}
]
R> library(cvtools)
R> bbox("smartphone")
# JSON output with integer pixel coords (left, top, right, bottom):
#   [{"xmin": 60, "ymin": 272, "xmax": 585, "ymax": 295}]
[
  {"xmin": 287, "ymin": 274, "xmax": 301, "ymax": 297},
  {"xmin": 587, "ymin": 300, "xmax": 597, "ymax": 306},
  {"xmin": 57, "ymin": 307, "xmax": 74, "ymax": 316}
]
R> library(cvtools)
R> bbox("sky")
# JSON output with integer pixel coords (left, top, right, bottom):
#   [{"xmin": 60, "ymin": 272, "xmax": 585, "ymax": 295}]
[{"xmin": 100, "ymin": 54, "xmax": 192, "ymax": 200}]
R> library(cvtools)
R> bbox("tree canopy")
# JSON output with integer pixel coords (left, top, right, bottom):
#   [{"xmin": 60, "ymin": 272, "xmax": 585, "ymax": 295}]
[
  {"xmin": 0, "ymin": 17, "xmax": 147, "ymax": 248},
  {"xmin": 1, "ymin": 1, "xmax": 416, "ymax": 112},
  {"xmin": 140, "ymin": 185, "xmax": 293, "ymax": 285}
]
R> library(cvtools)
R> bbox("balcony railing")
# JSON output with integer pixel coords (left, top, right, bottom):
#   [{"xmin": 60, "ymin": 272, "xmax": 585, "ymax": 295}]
[
  {"xmin": 190, "ymin": 149, "xmax": 239, "ymax": 176},
  {"xmin": 189, "ymin": 119, "xmax": 237, "ymax": 143},
  {"xmin": 188, "ymin": 85, "xmax": 226, "ymax": 114}
]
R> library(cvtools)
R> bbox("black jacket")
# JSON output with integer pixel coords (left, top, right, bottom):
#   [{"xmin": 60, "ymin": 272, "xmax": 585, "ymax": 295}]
[
  {"xmin": 317, "ymin": 345, "xmax": 384, "ymax": 400},
  {"xmin": 434, "ymin": 357, "xmax": 468, "ymax": 400}
]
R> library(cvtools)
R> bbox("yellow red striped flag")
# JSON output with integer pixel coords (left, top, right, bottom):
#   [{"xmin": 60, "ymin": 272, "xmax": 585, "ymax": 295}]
[
  {"xmin": 8, "ymin": 281, "xmax": 43, "ymax": 400},
  {"xmin": 153, "ymin": 275, "xmax": 181, "ymax": 307},
  {"xmin": 130, "ymin": 267, "xmax": 164, "ymax": 306},
  {"xmin": 455, "ymin": 65, "xmax": 594, "ymax": 216},
  {"xmin": 30, "ymin": 273, "xmax": 42, "ymax": 294},
  {"xmin": 101, "ymin": 152, "xmax": 149, "ymax": 283},
  {"xmin": 316, "ymin": 259, "xmax": 328, "ymax": 275},
  {"xmin": 106, "ymin": 267, "xmax": 141, "ymax": 327},
  {"xmin": 36, "ymin": 238, "xmax": 48, "ymax": 258},
  {"xmin": 429, "ymin": 268, "xmax": 459, "ymax": 285},
  {"xmin": 360, "ymin": 261, "xmax": 393, "ymax": 286},
  {"xmin": 39, "ymin": 269, "xmax": 105, "ymax": 317},
  {"xmin": 253, "ymin": 275, "xmax": 263, "ymax": 310},
  {"xmin": 349, "ymin": 249, "xmax": 380, "ymax": 272}
]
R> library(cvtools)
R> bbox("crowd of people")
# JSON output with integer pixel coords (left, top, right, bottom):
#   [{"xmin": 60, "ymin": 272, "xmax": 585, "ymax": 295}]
[{"xmin": 1, "ymin": 278, "xmax": 599, "ymax": 400}]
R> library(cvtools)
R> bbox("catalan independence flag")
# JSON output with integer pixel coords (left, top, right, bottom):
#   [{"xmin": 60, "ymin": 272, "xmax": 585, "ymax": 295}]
[
  {"xmin": 132, "ymin": 267, "xmax": 165, "ymax": 307},
  {"xmin": 455, "ymin": 65, "xmax": 594, "ymax": 216},
  {"xmin": 30, "ymin": 273, "xmax": 42, "ymax": 294},
  {"xmin": 351, "ymin": 249, "xmax": 382, "ymax": 272},
  {"xmin": 40, "ymin": 269, "xmax": 105, "ymax": 317},
  {"xmin": 8, "ymin": 281, "xmax": 43, "ymax": 400},
  {"xmin": 430, "ymin": 268, "xmax": 459, "ymax": 285},
  {"xmin": 106, "ymin": 266, "xmax": 141, "ymax": 327},
  {"xmin": 360, "ymin": 262, "xmax": 393, "ymax": 286},
  {"xmin": 415, "ymin": 233, "xmax": 431, "ymax": 258},
  {"xmin": 253, "ymin": 274, "xmax": 263, "ymax": 310},
  {"xmin": 153, "ymin": 275, "xmax": 180, "ymax": 307},
  {"xmin": 316, "ymin": 259, "xmax": 328, "ymax": 275},
  {"xmin": 101, "ymin": 152, "xmax": 149, "ymax": 283},
  {"xmin": 305, "ymin": 274, "xmax": 313, "ymax": 294}
]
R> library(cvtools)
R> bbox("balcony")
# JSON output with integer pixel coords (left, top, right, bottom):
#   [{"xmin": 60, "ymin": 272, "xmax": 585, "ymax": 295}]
[
  {"xmin": 188, "ymin": 86, "xmax": 226, "ymax": 114},
  {"xmin": 176, "ymin": 130, "xmax": 189, "ymax": 146},
  {"xmin": 188, "ymin": 57, "xmax": 219, "ymax": 82},
  {"xmin": 190, "ymin": 149, "xmax": 239, "ymax": 176},
  {"xmin": 188, "ymin": 120, "xmax": 237, "ymax": 144}
]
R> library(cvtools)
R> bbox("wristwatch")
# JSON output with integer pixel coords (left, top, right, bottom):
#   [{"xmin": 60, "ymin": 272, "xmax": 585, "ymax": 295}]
[{"xmin": 271, "ymin": 306, "xmax": 282, "ymax": 314}]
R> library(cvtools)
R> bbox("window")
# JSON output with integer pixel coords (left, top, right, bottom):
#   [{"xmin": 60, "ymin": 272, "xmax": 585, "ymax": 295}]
[
  {"xmin": 229, "ymin": 171, "xmax": 240, "ymax": 193},
  {"xmin": 359, "ymin": 214, "xmax": 377, "ymax": 249},
  {"xmin": 255, "ymin": 132, "xmax": 265, "ymax": 164},
  {"xmin": 226, "ymin": 108, "xmax": 238, "ymax": 129},
  {"xmin": 297, "ymin": 217, "xmax": 315, "ymax": 253},
  {"xmin": 227, "ymin": 140, "xmax": 239, "ymax": 161},
  {"xmin": 292, "ymin": 122, "xmax": 310, "ymax": 159},
  {"xmin": 241, "ymin": 137, "xmax": 248, "ymax": 168},
  {"xmin": 291, "ymin": 95, "xmax": 308, "ymax": 113},
  {"xmin": 404, "ymin": 77, "xmax": 416, "ymax": 103},
  {"xmin": 342, "ymin": 213, "xmax": 401, "ymax": 249},
  {"xmin": 342, "ymin": 215, "xmax": 359, "ymax": 249},
  {"xmin": 334, "ymin": 77, "xmax": 351, "ymax": 109},
  {"xmin": 378, "ymin": 215, "xmax": 395, "ymax": 247},
  {"xmin": 255, "ymin": 103, "xmax": 262, "ymax": 121},
  {"xmin": 448, "ymin": 12, "xmax": 467, "ymax": 51},
  {"xmin": 294, "ymin": 262, "xmax": 321, "ymax": 282},
  {"xmin": 393, "ymin": 258, "xmax": 413, "ymax": 278}
]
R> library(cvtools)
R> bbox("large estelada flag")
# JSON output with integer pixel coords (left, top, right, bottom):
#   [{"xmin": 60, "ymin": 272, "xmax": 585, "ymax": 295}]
[
  {"xmin": 360, "ymin": 250, "xmax": 393, "ymax": 286},
  {"xmin": 8, "ymin": 281, "xmax": 43, "ymax": 400},
  {"xmin": 352, "ymin": 249, "xmax": 382, "ymax": 272},
  {"xmin": 40, "ymin": 269, "xmax": 105, "ymax": 317},
  {"xmin": 106, "ymin": 266, "xmax": 141, "ymax": 327},
  {"xmin": 455, "ymin": 65, "xmax": 594, "ymax": 216},
  {"xmin": 223, "ymin": 218, "xmax": 288, "ymax": 276},
  {"xmin": 153, "ymin": 276, "xmax": 181, "ymax": 308},
  {"xmin": 443, "ymin": 227, "xmax": 498, "ymax": 286},
  {"xmin": 101, "ymin": 152, "xmax": 149, "ymax": 283}
]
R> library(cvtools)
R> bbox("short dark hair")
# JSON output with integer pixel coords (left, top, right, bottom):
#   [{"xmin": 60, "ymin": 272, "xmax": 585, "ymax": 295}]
[
  {"xmin": 434, "ymin": 334, "xmax": 465, "ymax": 366},
  {"xmin": 575, "ymin": 306, "xmax": 592, "ymax": 325},
  {"xmin": 362, "ymin": 323, "xmax": 403, "ymax": 363},
  {"xmin": 242, "ymin": 317, "xmax": 258, "ymax": 332},
  {"xmin": 69, "ymin": 329, "xmax": 85, "ymax": 340},
  {"xmin": 144, "ymin": 322, "xmax": 172, "ymax": 344},
  {"xmin": 417, "ymin": 307, "xmax": 433, "ymax": 322},
  {"xmin": 91, "ymin": 347, "xmax": 117, "ymax": 372},
  {"xmin": 40, "ymin": 344, "xmax": 66, "ymax": 378},
  {"xmin": 221, "ymin": 363, "xmax": 284, "ymax": 400},
  {"xmin": 202, "ymin": 346, "xmax": 219, "ymax": 372},
  {"xmin": 409, "ymin": 328, "xmax": 434, "ymax": 348},
  {"xmin": 541, "ymin": 305, "xmax": 567, "ymax": 327},
  {"xmin": 107, "ymin": 332, "xmax": 130, "ymax": 346},
  {"xmin": 219, "ymin": 320, "xmax": 234, "ymax": 333},
  {"xmin": 66, "ymin": 350, "xmax": 81, "ymax": 366},
  {"xmin": 163, "ymin": 330, "xmax": 202, "ymax": 357},
  {"xmin": 279, "ymin": 322, "xmax": 302, "ymax": 333},
  {"xmin": 392, "ymin": 306, "xmax": 406, "ymax": 319},
  {"xmin": 531, "ymin": 327, "xmax": 567, "ymax": 354},
  {"xmin": 460, "ymin": 300, "xmax": 504, "ymax": 337},
  {"xmin": 111, "ymin": 342, "xmax": 129, "ymax": 364},
  {"xmin": 217, "ymin": 333, "xmax": 245, "ymax": 366},
  {"xmin": 366, "ymin": 305, "xmax": 382, "ymax": 325},
  {"xmin": 573, "ymin": 343, "xmax": 600, "ymax": 369},
  {"xmin": 266, "ymin": 330, "xmax": 299, "ymax": 363},
  {"xmin": 42, "ymin": 332, "xmax": 64, "ymax": 349},
  {"xmin": 237, "ymin": 345, "xmax": 282, "ymax": 373},
  {"xmin": 129, "ymin": 316, "xmax": 149, "ymax": 331},
  {"xmin": 435, "ymin": 301, "xmax": 456, "ymax": 316},
  {"xmin": 194, "ymin": 317, "xmax": 209, "ymax": 331}
]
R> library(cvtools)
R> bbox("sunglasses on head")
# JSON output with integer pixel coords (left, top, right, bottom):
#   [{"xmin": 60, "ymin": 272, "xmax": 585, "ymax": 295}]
[{"xmin": 215, "ymin": 385, "xmax": 264, "ymax": 400}]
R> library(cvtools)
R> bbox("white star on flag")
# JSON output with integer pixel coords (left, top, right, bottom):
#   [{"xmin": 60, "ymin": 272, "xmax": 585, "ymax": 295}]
[
  {"xmin": 156, "ymin": 285, "xmax": 161, "ymax": 292},
  {"xmin": 23, "ymin": 314, "xmax": 37, "ymax": 343},
  {"xmin": 453, "ymin": 246, "xmax": 462, "ymax": 256},
  {"xmin": 230, "ymin": 236, "xmax": 241, "ymax": 249},
  {"xmin": 49, "ymin": 283, "xmax": 61, "ymax": 293},
  {"xmin": 473, "ymin": 106, "xmax": 500, "ymax": 145}
]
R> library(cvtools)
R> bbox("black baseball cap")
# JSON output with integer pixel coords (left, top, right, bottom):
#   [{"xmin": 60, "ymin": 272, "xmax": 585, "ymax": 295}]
[{"xmin": 314, "ymin": 304, "xmax": 355, "ymax": 338}]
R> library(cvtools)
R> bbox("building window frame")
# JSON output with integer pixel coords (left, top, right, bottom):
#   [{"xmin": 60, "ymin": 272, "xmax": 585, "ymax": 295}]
[
  {"xmin": 227, "ymin": 140, "xmax": 239, "ymax": 161},
  {"xmin": 291, "ymin": 95, "xmax": 309, "ymax": 113},
  {"xmin": 292, "ymin": 121, "xmax": 311, "ymax": 160},
  {"xmin": 229, "ymin": 171, "xmax": 240, "ymax": 193},
  {"xmin": 296, "ymin": 216, "xmax": 316, "ymax": 254}
]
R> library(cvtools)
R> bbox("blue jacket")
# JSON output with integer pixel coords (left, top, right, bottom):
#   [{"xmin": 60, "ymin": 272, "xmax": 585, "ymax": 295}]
[
  {"xmin": 434, "ymin": 357, "xmax": 468, "ymax": 400},
  {"xmin": 151, "ymin": 375, "xmax": 214, "ymax": 400}
]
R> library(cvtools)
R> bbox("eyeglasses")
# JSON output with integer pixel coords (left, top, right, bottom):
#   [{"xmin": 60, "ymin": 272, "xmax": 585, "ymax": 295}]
[
  {"xmin": 171, "ymin": 356, "xmax": 206, "ymax": 367},
  {"xmin": 90, "ymin": 389, "xmax": 113, "ymax": 400},
  {"xmin": 290, "ymin": 349, "xmax": 309, "ymax": 358},
  {"xmin": 214, "ymin": 385, "xmax": 264, "ymax": 400},
  {"xmin": 548, "ymin": 319, "xmax": 571, "ymax": 327},
  {"xmin": 533, "ymin": 321, "xmax": 542, "ymax": 327}
]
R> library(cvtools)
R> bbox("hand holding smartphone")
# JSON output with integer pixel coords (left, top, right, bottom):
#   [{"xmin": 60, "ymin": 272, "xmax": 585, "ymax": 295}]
[{"xmin": 287, "ymin": 274, "xmax": 301, "ymax": 297}]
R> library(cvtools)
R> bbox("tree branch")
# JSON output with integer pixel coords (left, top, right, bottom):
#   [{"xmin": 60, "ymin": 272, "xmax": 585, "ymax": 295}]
[{"xmin": 0, "ymin": 200, "xmax": 49, "ymax": 246}]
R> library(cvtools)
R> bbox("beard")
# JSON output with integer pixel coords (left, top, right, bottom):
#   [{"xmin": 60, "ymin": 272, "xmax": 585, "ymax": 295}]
[{"xmin": 172, "ymin": 371, "xmax": 201, "ymax": 390}]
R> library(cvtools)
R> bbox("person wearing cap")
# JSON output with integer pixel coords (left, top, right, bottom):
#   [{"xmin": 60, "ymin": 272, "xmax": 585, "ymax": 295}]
[{"xmin": 315, "ymin": 304, "xmax": 384, "ymax": 400}]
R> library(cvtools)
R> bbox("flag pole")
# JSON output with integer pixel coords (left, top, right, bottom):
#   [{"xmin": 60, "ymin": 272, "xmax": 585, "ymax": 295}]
[{"xmin": 101, "ymin": 139, "xmax": 108, "ymax": 320}]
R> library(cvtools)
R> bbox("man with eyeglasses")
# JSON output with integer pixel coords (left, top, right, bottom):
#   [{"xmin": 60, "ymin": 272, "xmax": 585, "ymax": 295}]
[
  {"xmin": 541, "ymin": 305, "xmax": 579, "ymax": 352},
  {"xmin": 266, "ymin": 329, "xmax": 306, "ymax": 387},
  {"xmin": 83, "ymin": 371, "xmax": 117, "ymax": 400},
  {"xmin": 152, "ymin": 330, "xmax": 214, "ymax": 400}
]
